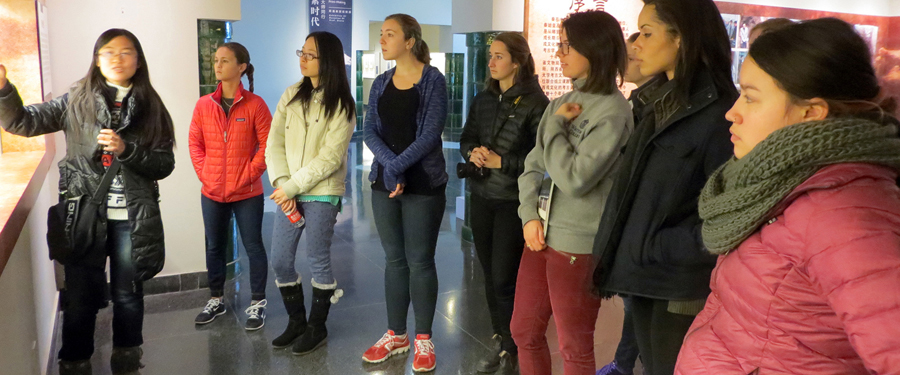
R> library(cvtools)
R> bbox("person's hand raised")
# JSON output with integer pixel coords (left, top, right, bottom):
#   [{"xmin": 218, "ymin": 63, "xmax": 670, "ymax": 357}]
[{"xmin": 0, "ymin": 64, "xmax": 8, "ymax": 90}]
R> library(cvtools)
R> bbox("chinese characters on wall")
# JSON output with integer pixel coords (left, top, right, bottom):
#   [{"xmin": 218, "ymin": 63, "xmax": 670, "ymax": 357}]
[{"xmin": 526, "ymin": 0, "xmax": 641, "ymax": 99}]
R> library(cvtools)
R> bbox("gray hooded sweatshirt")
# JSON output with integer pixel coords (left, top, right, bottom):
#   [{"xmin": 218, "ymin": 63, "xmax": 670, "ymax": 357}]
[{"xmin": 518, "ymin": 79, "xmax": 634, "ymax": 254}]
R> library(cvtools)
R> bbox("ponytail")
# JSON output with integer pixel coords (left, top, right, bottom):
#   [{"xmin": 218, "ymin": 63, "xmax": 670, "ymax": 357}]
[
  {"xmin": 220, "ymin": 42, "xmax": 254, "ymax": 91},
  {"xmin": 386, "ymin": 14, "xmax": 431, "ymax": 65},
  {"xmin": 413, "ymin": 39, "xmax": 431, "ymax": 65},
  {"xmin": 245, "ymin": 63, "xmax": 255, "ymax": 92}
]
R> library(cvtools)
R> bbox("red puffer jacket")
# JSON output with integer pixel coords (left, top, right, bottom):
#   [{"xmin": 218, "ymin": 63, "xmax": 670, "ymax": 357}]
[
  {"xmin": 676, "ymin": 163, "xmax": 900, "ymax": 375},
  {"xmin": 189, "ymin": 83, "xmax": 271, "ymax": 202}
]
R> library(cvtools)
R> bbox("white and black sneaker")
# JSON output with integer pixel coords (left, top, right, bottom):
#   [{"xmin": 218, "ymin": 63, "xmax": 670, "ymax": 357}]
[
  {"xmin": 245, "ymin": 299, "xmax": 267, "ymax": 331},
  {"xmin": 195, "ymin": 298, "xmax": 226, "ymax": 325}
]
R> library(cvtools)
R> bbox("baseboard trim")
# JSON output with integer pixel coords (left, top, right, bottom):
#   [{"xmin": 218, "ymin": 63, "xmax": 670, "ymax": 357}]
[{"xmin": 142, "ymin": 271, "xmax": 209, "ymax": 296}]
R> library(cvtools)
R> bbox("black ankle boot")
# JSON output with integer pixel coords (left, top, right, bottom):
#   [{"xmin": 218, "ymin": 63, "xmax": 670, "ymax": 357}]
[
  {"xmin": 273, "ymin": 284, "xmax": 307, "ymax": 348},
  {"xmin": 58, "ymin": 359, "xmax": 91, "ymax": 375},
  {"xmin": 292, "ymin": 287, "xmax": 334, "ymax": 355},
  {"xmin": 110, "ymin": 346, "xmax": 144, "ymax": 374}
]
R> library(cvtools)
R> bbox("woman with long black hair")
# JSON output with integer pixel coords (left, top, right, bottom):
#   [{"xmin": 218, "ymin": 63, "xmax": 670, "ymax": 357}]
[
  {"xmin": 189, "ymin": 42, "xmax": 272, "ymax": 330},
  {"xmin": 0, "ymin": 29, "xmax": 175, "ymax": 375},
  {"xmin": 266, "ymin": 31, "xmax": 355, "ymax": 355},
  {"xmin": 590, "ymin": 0, "xmax": 738, "ymax": 374},
  {"xmin": 459, "ymin": 32, "xmax": 548, "ymax": 374}
]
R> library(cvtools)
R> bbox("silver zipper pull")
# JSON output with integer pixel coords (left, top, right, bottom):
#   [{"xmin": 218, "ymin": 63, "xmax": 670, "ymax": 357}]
[
  {"xmin": 570, "ymin": 256, "xmax": 576, "ymax": 265},
  {"xmin": 224, "ymin": 131, "xmax": 227, "ymax": 142}
]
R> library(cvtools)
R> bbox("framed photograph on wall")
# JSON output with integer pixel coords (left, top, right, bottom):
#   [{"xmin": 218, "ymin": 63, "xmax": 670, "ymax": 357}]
[{"xmin": 722, "ymin": 13, "xmax": 740, "ymax": 49}]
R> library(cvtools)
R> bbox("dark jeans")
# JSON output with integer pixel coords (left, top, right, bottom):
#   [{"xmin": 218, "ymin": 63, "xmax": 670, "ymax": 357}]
[
  {"xmin": 630, "ymin": 296, "xmax": 697, "ymax": 375},
  {"xmin": 371, "ymin": 190, "xmax": 445, "ymax": 336},
  {"xmin": 59, "ymin": 220, "xmax": 143, "ymax": 361},
  {"xmin": 614, "ymin": 295, "xmax": 640, "ymax": 372},
  {"xmin": 201, "ymin": 194, "xmax": 268, "ymax": 301},
  {"xmin": 470, "ymin": 194, "xmax": 523, "ymax": 354}
]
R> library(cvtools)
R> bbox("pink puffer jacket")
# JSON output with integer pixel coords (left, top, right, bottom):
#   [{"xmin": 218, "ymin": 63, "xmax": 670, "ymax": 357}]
[{"xmin": 676, "ymin": 163, "xmax": 900, "ymax": 375}]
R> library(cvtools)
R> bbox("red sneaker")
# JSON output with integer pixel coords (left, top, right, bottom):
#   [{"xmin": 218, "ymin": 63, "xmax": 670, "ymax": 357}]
[
  {"xmin": 412, "ymin": 334, "xmax": 436, "ymax": 372},
  {"xmin": 362, "ymin": 330, "xmax": 410, "ymax": 363}
]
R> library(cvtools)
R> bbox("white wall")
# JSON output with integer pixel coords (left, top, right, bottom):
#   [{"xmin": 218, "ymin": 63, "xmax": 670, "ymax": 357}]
[
  {"xmin": 493, "ymin": 0, "xmax": 525, "ymax": 32},
  {"xmin": 230, "ymin": 1, "xmax": 308, "ymax": 117},
  {"xmin": 451, "ymin": 0, "xmax": 525, "ymax": 34},
  {"xmin": 0, "ymin": 220, "xmax": 41, "ymax": 375},
  {"xmin": 451, "ymin": 0, "xmax": 493, "ymax": 34},
  {"xmin": 715, "ymin": 0, "xmax": 898, "ymax": 16},
  {"xmin": 45, "ymin": 0, "xmax": 242, "ymax": 279}
]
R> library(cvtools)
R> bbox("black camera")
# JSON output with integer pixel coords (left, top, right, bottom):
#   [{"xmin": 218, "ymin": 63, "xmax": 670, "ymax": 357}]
[{"xmin": 456, "ymin": 162, "xmax": 490, "ymax": 179}]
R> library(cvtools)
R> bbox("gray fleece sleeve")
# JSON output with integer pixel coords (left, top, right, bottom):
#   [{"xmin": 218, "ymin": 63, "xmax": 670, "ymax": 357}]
[
  {"xmin": 517, "ymin": 103, "xmax": 556, "ymax": 226},
  {"xmin": 541, "ymin": 111, "xmax": 631, "ymax": 197}
]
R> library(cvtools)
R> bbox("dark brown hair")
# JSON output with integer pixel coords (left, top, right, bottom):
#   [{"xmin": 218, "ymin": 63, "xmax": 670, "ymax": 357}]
[
  {"xmin": 385, "ymin": 13, "xmax": 430, "ymax": 64},
  {"xmin": 561, "ymin": 11, "xmax": 627, "ymax": 95},
  {"xmin": 485, "ymin": 32, "xmax": 536, "ymax": 90},
  {"xmin": 751, "ymin": 17, "xmax": 896, "ymax": 118},
  {"xmin": 750, "ymin": 18, "xmax": 794, "ymax": 40},
  {"xmin": 219, "ymin": 42, "xmax": 255, "ymax": 92}
]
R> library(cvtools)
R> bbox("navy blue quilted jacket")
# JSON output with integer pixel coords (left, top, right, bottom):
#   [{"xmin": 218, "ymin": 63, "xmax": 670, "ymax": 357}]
[{"xmin": 364, "ymin": 65, "xmax": 448, "ymax": 190}]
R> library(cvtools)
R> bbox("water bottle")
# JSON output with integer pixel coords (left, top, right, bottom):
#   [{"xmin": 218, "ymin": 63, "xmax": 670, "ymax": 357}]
[{"xmin": 285, "ymin": 206, "xmax": 305, "ymax": 228}]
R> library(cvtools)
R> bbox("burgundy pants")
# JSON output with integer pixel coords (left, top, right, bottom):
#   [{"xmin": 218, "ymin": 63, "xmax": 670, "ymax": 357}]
[{"xmin": 511, "ymin": 246, "xmax": 603, "ymax": 375}]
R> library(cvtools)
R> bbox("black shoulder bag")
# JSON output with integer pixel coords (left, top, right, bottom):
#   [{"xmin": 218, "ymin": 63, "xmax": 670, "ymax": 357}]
[{"xmin": 47, "ymin": 158, "xmax": 121, "ymax": 264}]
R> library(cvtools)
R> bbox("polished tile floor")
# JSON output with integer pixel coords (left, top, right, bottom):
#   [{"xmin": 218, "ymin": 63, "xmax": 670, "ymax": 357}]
[{"xmin": 51, "ymin": 142, "xmax": 642, "ymax": 375}]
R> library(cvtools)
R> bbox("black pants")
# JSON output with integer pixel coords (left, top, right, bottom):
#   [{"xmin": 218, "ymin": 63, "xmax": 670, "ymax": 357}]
[
  {"xmin": 200, "ymin": 194, "xmax": 268, "ymax": 301},
  {"xmin": 371, "ymin": 189, "xmax": 445, "ymax": 336},
  {"xmin": 613, "ymin": 295, "xmax": 640, "ymax": 371},
  {"xmin": 470, "ymin": 194, "xmax": 523, "ymax": 354},
  {"xmin": 630, "ymin": 296, "xmax": 697, "ymax": 375},
  {"xmin": 59, "ymin": 220, "xmax": 143, "ymax": 361}
]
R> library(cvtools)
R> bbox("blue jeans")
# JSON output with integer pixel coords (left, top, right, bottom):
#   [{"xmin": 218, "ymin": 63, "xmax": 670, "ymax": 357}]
[
  {"xmin": 59, "ymin": 220, "xmax": 143, "ymax": 361},
  {"xmin": 371, "ymin": 190, "xmax": 445, "ymax": 336},
  {"xmin": 614, "ymin": 295, "xmax": 640, "ymax": 371},
  {"xmin": 201, "ymin": 194, "xmax": 268, "ymax": 300},
  {"xmin": 270, "ymin": 201, "xmax": 340, "ymax": 286}
]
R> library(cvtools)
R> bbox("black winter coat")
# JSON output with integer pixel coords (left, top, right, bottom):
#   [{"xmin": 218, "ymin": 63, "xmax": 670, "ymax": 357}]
[
  {"xmin": 459, "ymin": 77, "xmax": 549, "ymax": 201},
  {"xmin": 0, "ymin": 83, "xmax": 175, "ymax": 281},
  {"xmin": 592, "ymin": 70, "xmax": 738, "ymax": 301}
]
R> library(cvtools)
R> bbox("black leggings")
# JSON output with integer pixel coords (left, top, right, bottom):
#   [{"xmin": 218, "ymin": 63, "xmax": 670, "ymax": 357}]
[
  {"xmin": 470, "ymin": 194, "xmax": 524, "ymax": 354},
  {"xmin": 630, "ymin": 296, "xmax": 697, "ymax": 375}
]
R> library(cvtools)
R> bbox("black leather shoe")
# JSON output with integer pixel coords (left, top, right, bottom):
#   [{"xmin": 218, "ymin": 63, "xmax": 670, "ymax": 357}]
[
  {"xmin": 476, "ymin": 334, "xmax": 502, "ymax": 372},
  {"xmin": 498, "ymin": 351, "xmax": 519, "ymax": 375},
  {"xmin": 110, "ymin": 346, "xmax": 144, "ymax": 374},
  {"xmin": 58, "ymin": 360, "xmax": 91, "ymax": 375}
]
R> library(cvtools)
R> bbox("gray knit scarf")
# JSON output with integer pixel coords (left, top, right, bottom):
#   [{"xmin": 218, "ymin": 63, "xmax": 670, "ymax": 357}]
[{"xmin": 699, "ymin": 117, "xmax": 900, "ymax": 255}]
